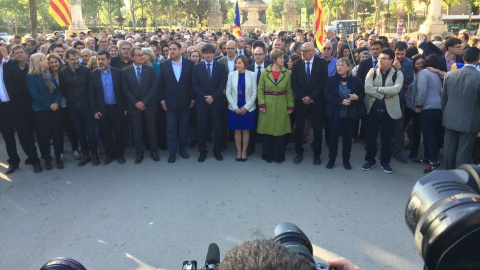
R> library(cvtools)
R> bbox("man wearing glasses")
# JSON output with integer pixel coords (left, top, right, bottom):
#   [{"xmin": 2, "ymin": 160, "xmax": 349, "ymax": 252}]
[
  {"xmin": 362, "ymin": 48, "xmax": 404, "ymax": 174},
  {"xmin": 320, "ymin": 41, "xmax": 337, "ymax": 76},
  {"xmin": 291, "ymin": 42, "xmax": 329, "ymax": 165},
  {"xmin": 419, "ymin": 34, "xmax": 464, "ymax": 72}
]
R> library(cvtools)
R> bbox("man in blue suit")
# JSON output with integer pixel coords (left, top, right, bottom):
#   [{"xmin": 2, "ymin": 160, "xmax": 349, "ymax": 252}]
[
  {"xmin": 89, "ymin": 50, "xmax": 125, "ymax": 165},
  {"xmin": 158, "ymin": 42, "xmax": 195, "ymax": 163},
  {"xmin": 192, "ymin": 44, "xmax": 227, "ymax": 162}
]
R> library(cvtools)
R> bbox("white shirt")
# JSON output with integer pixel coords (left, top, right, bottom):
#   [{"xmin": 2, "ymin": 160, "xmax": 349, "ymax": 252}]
[
  {"xmin": 0, "ymin": 58, "xmax": 10, "ymax": 102},
  {"xmin": 227, "ymin": 56, "xmax": 236, "ymax": 73}
]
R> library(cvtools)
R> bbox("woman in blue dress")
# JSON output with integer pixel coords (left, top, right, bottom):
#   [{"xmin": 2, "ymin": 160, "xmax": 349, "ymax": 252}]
[{"xmin": 225, "ymin": 55, "xmax": 257, "ymax": 161}]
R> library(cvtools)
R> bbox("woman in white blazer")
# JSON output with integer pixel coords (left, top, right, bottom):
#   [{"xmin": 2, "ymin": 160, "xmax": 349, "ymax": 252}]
[{"xmin": 225, "ymin": 55, "xmax": 257, "ymax": 162}]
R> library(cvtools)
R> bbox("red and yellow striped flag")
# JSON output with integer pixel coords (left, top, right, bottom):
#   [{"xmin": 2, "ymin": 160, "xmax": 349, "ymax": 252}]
[
  {"xmin": 314, "ymin": 0, "xmax": 325, "ymax": 50},
  {"xmin": 49, "ymin": 0, "xmax": 72, "ymax": 27}
]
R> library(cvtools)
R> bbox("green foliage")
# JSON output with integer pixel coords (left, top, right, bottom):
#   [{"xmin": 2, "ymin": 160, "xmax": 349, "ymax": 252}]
[
  {"xmin": 266, "ymin": 0, "xmax": 284, "ymax": 28},
  {"xmin": 400, "ymin": 0, "xmax": 415, "ymax": 14},
  {"xmin": 441, "ymin": 0, "xmax": 461, "ymax": 14},
  {"xmin": 220, "ymin": 0, "xmax": 233, "ymax": 25},
  {"xmin": 177, "ymin": 0, "xmax": 211, "ymax": 24}
]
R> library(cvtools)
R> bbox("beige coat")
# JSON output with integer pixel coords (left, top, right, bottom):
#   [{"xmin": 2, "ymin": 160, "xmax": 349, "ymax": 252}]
[{"xmin": 364, "ymin": 67, "xmax": 404, "ymax": 120}]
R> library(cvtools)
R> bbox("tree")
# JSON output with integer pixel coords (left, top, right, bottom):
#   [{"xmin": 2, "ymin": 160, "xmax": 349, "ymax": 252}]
[
  {"xmin": 400, "ymin": 0, "xmax": 414, "ymax": 33},
  {"xmin": 177, "ymin": 0, "xmax": 211, "ymax": 26},
  {"xmin": 219, "ymin": 0, "xmax": 233, "ymax": 25},
  {"xmin": 102, "ymin": 0, "xmax": 124, "ymax": 29},
  {"xmin": 266, "ymin": 0, "xmax": 284, "ymax": 29},
  {"xmin": 29, "ymin": 0, "xmax": 38, "ymax": 37},
  {"xmin": 0, "ymin": 0, "xmax": 28, "ymax": 34},
  {"xmin": 419, "ymin": 0, "xmax": 431, "ymax": 16},
  {"xmin": 441, "ymin": 0, "xmax": 461, "ymax": 15}
]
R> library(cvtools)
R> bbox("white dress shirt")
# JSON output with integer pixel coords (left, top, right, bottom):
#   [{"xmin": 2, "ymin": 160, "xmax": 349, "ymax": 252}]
[{"xmin": 0, "ymin": 58, "xmax": 10, "ymax": 102}]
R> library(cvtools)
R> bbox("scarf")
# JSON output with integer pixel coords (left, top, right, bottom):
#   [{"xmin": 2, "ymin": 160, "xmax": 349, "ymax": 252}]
[
  {"xmin": 330, "ymin": 73, "xmax": 353, "ymax": 129},
  {"xmin": 41, "ymin": 71, "xmax": 56, "ymax": 94}
]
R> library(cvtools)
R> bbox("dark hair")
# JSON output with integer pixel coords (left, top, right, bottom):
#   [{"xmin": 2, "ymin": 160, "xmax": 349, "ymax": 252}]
[
  {"xmin": 445, "ymin": 38, "xmax": 461, "ymax": 51},
  {"xmin": 129, "ymin": 46, "xmax": 143, "ymax": 57},
  {"xmin": 97, "ymin": 50, "xmax": 111, "ymax": 59},
  {"xmin": 14, "ymin": 35, "xmax": 21, "ymax": 39},
  {"xmin": 380, "ymin": 48, "xmax": 395, "ymax": 60},
  {"xmin": 149, "ymin": 40, "xmax": 159, "ymax": 47},
  {"xmin": 462, "ymin": 32, "xmax": 469, "ymax": 42},
  {"xmin": 394, "ymin": 41, "xmax": 408, "ymax": 51},
  {"xmin": 27, "ymin": 39, "xmax": 37, "ymax": 46},
  {"xmin": 202, "ymin": 44, "xmax": 215, "ymax": 54},
  {"xmin": 252, "ymin": 40, "xmax": 265, "ymax": 51},
  {"xmin": 73, "ymin": 41, "xmax": 84, "ymax": 49},
  {"xmin": 378, "ymin": 36, "xmax": 388, "ymax": 43},
  {"xmin": 160, "ymin": 43, "xmax": 169, "ymax": 52},
  {"xmin": 406, "ymin": 47, "xmax": 419, "ymax": 59},
  {"xmin": 64, "ymin": 48, "xmax": 79, "ymax": 59},
  {"xmin": 289, "ymin": 54, "xmax": 301, "ymax": 63},
  {"xmin": 11, "ymin": 44, "xmax": 26, "ymax": 53},
  {"xmin": 48, "ymin": 43, "xmax": 64, "ymax": 54},
  {"xmin": 169, "ymin": 41, "xmax": 182, "ymax": 50},
  {"xmin": 235, "ymin": 55, "xmax": 249, "ymax": 69},
  {"xmin": 463, "ymin": 47, "xmax": 480, "ymax": 63},
  {"xmin": 412, "ymin": 54, "xmax": 425, "ymax": 73},
  {"xmin": 355, "ymin": 47, "xmax": 369, "ymax": 54},
  {"xmin": 371, "ymin": 40, "xmax": 383, "ymax": 48},
  {"xmin": 424, "ymin": 54, "xmax": 440, "ymax": 68}
]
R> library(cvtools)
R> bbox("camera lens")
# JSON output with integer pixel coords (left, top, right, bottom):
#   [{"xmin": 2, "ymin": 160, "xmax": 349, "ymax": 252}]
[
  {"xmin": 40, "ymin": 257, "xmax": 86, "ymax": 270},
  {"xmin": 272, "ymin": 222, "xmax": 315, "ymax": 265},
  {"xmin": 405, "ymin": 164, "xmax": 480, "ymax": 270}
]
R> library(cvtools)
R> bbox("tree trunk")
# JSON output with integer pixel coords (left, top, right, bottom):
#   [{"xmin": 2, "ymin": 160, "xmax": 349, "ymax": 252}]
[
  {"xmin": 29, "ymin": 0, "xmax": 38, "ymax": 37},
  {"xmin": 15, "ymin": 14, "xmax": 18, "ymax": 35}
]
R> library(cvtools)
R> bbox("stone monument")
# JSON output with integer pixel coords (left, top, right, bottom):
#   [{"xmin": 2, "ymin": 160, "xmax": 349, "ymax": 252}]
[
  {"xmin": 418, "ymin": 0, "xmax": 451, "ymax": 37},
  {"xmin": 238, "ymin": 0, "xmax": 268, "ymax": 32},
  {"xmin": 66, "ymin": 0, "xmax": 89, "ymax": 37},
  {"xmin": 282, "ymin": 0, "xmax": 298, "ymax": 31},
  {"xmin": 208, "ymin": 0, "xmax": 223, "ymax": 30}
]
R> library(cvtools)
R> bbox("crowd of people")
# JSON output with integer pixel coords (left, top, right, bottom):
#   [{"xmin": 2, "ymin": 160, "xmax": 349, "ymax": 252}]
[{"xmin": 1, "ymin": 27, "xmax": 480, "ymax": 175}]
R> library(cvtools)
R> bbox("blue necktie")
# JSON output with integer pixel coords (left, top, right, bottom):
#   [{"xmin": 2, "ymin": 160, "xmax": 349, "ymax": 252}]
[
  {"xmin": 207, "ymin": 63, "xmax": 211, "ymax": 79},
  {"xmin": 306, "ymin": 62, "xmax": 311, "ymax": 85},
  {"xmin": 136, "ymin": 67, "xmax": 141, "ymax": 85}
]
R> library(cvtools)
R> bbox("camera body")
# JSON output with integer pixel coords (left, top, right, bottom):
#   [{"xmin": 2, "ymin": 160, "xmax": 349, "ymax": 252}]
[{"xmin": 182, "ymin": 260, "xmax": 216, "ymax": 270}]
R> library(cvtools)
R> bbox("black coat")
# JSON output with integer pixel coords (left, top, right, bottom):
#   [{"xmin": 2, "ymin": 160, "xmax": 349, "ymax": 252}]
[
  {"xmin": 324, "ymin": 75, "xmax": 365, "ymax": 119},
  {"xmin": 290, "ymin": 56, "xmax": 329, "ymax": 104},
  {"xmin": 2, "ymin": 60, "xmax": 32, "ymax": 109},
  {"xmin": 59, "ymin": 65, "xmax": 91, "ymax": 110},
  {"xmin": 121, "ymin": 64, "xmax": 158, "ymax": 114}
]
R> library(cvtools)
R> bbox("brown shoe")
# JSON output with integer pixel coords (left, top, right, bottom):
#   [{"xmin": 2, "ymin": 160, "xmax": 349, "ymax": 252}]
[
  {"xmin": 135, "ymin": 153, "xmax": 144, "ymax": 164},
  {"xmin": 56, "ymin": 158, "xmax": 64, "ymax": 169},
  {"xmin": 45, "ymin": 159, "xmax": 52, "ymax": 170},
  {"xmin": 151, "ymin": 152, "xmax": 160, "ymax": 162},
  {"xmin": 78, "ymin": 153, "xmax": 91, "ymax": 167}
]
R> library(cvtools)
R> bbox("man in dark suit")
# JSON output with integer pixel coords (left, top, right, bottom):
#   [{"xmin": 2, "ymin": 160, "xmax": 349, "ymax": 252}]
[
  {"xmin": 247, "ymin": 42, "xmax": 270, "ymax": 156},
  {"xmin": 158, "ymin": 42, "xmax": 195, "ymax": 163},
  {"xmin": 235, "ymin": 37, "xmax": 249, "ymax": 57},
  {"xmin": 25, "ymin": 39, "xmax": 38, "ymax": 57},
  {"xmin": 291, "ymin": 42, "xmax": 329, "ymax": 165},
  {"xmin": 89, "ymin": 50, "xmax": 125, "ymax": 165},
  {"xmin": 0, "ymin": 45, "xmax": 42, "ymax": 174},
  {"xmin": 442, "ymin": 47, "xmax": 480, "ymax": 170},
  {"xmin": 192, "ymin": 44, "xmax": 227, "ymax": 162},
  {"xmin": 122, "ymin": 46, "xmax": 159, "ymax": 164}
]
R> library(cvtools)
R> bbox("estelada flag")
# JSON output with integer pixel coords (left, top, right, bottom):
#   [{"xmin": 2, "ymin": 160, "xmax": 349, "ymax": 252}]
[
  {"xmin": 314, "ymin": 0, "xmax": 325, "ymax": 50},
  {"xmin": 49, "ymin": 0, "xmax": 72, "ymax": 27},
  {"xmin": 232, "ymin": 0, "xmax": 241, "ymax": 38}
]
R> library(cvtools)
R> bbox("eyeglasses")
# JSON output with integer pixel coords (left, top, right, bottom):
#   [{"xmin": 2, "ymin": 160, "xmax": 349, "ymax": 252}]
[
  {"xmin": 301, "ymin": 50, "xmax": 312, "ymax": 53},
  {"xmin": 322, "ymin": 47, "xmax": 332, "ymax": 50}
]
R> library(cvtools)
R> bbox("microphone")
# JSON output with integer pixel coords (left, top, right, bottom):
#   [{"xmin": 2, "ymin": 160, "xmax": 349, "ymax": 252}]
[{"xmin": 204, "ymin": 243, "xmax": 220, "ymax": 269}]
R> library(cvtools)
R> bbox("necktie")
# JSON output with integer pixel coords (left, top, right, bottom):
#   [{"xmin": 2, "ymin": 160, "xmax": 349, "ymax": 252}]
[
  {"xmin": 257, "ymin": 66, "xmax": 261, "ymax": 85},
  {"xmin": 306, "ymin": 62, "xmax": 311, "ymax": 85},
  {"xmin": 207, "ymin": 63, "xmax": 211, "ymax": 79},
  {"xmin": 373, "ymin": 60, "xmax": 377, "ymax": 68},
  {"xmin": 136, "ymin": 67, "xmax": 141, "ymax": 85}
]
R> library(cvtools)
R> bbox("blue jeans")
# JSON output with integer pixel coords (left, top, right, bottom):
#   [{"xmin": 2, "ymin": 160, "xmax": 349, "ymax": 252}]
[
  {"xmin": 70, "ymin": 108, "xmax": 98, "ymax": 155},
  {"xmin": 166, "ymin": 109, "xmax": 190, "ymax": 155},
  {"xmin": 365, "ymin": 110, "xmax": 395, "ymax": 164},
  {"xmin": 420, "ymin": 109, "xmax": 442, "ymax": 162}
]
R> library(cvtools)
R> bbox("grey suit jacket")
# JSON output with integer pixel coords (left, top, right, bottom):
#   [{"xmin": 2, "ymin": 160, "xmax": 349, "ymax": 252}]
[
  {"xmin": 442, "ymin": 66, "xmax": 480, "ymax": 133},
  {"xmin": 364, "ymin": 67, "xmax": 404, "ymax": 120},
  {"xmin": 121, "ymin": 64, "xmax": 158, "ymax": 114}
]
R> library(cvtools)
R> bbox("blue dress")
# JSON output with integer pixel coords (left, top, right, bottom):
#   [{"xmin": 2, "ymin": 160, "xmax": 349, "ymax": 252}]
[{"xmin": 228, "ymin": 73, "xmax": 255, "ymax": 130}]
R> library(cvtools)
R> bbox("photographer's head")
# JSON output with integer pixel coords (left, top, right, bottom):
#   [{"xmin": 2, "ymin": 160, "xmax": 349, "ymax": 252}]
[{"xmin": 216, "ymin": 239, "xmax": 315, "ymax": 270}]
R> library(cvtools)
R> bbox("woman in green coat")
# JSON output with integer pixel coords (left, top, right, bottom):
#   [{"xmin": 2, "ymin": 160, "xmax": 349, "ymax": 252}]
[{"xmin": 257, "ymin": 49, "xmax": 294, "ymax": 163}]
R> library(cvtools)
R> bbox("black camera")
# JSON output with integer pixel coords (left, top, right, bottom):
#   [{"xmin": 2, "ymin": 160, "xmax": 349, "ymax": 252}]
[
  {"xmin": 405, "ymin": 164, "xmax": 480, "ymax": 270},
  {"xmin": 40, "ymin": 257, "xmax": 86, "ymax": 270},
  {"xmin": 182, "ymin": 243, "xmax": 220, "ymax": 270},
  {"xmin": 273, "ymin": 222, "xmax": 343, "ymax": 270}
]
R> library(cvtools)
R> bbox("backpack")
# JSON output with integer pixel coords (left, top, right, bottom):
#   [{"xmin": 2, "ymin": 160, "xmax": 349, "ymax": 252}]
[{"xmin": 372, "ymin": 68, "xmax": 397, "ymax": 84}]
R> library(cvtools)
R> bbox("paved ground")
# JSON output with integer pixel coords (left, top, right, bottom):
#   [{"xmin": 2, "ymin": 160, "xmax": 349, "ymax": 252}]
[{"xmin": 0, "ymin": 137, "xmax": 426, "ymax": 269}]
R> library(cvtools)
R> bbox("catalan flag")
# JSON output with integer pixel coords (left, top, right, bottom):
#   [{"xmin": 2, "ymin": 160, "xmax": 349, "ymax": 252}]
[
  {"xmin": 49, "ymin": 0, "xmax": 72, "ymax": 27},
  {"xmin": 232, "ymin": 0, "xmax": 241, "ymax": 38},
  {"xmin": 314, "ymin": 0, "xmax": 325, "ymax": 50}
]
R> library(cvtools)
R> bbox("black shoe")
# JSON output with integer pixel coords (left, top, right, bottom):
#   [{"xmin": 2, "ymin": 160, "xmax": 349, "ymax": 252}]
[
  {"xmin": 198, "ymin": 154, "xmax": 207, "ymax": 162},
  {"xmin": 33, "ymin": 162, "xmax": 42, "ymax": 173},
  {"xmin": 394, "ymin": 154, "xmax": 407, "ymax": 164},
  {"xmin": 326, "ymin": 160, "xmax": 334, "ymax": 169},
  {"xmin": 135, "ymin": 154, "xmax": 144, "ymax": 164},
  {"xmin": 266, "ymin": 158, "xmax": 273, "ymax": 163},
  {"xmin": 179, "ymin": 152, "xmax": 189, "ymax": 159},
  {"xmin": 25, "ymin": 159, "xmax": 31, "ymax": 165},
  {"xmin": 92, "ymin": 154, "xmax": 100, "ymax": 166},
  {"xmin": 343, "ymin": 161, "xmax": 351, "ymax": 170},
  {"xmin": 168, "ymin": 155, "xmax": 176, "ymax": 163},
  {"xmin": 117, "ymin": 155, "xmax": 126, "ymax": 164},
  {"xmin": 151, "ymin": 152, "xmax": 160, "ymax": 162},
  {"xmin": 45, "ymin": 159, "xmax": 52, "ymax": 170},
  {"xmin": 362, "ymin": 160, "xmax": 376, "ymax": 171},
  {"xmin": 5, "ymin": 164, "xmax": 19, "ymax": 175},
  {"xmin": 275, "ymin": 160, "xmax": 282, "ymax": 164},
  {"xmin": 78, "ymin": 154, "xmax": 91, "ymax": 167},
  {"xmin": 214, "ymin": 152, "xmax": 223, "ymax": 161},
  {"xmin": 314, "ymin": 156, "xmax": 321, "ymax": 166},
  {"xmin": 102, "ymin": 155, "xmax": 113, "ymax": 165},
  {"xmin": 381, "ymin": 163, "xmax": 394, "ymax": 174},
  {"xmin": 293, "ymin": 154, "xmax": 303, "ymax": 164},
  {"xmin": 247, "ymin": 147, "xmax": 255, "ymax": 156}
]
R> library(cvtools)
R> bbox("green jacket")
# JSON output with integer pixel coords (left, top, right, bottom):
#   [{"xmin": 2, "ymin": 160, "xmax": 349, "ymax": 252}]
[{"xmin": 257, "ymin": 65, "xmax": 294, "ymax": 136}]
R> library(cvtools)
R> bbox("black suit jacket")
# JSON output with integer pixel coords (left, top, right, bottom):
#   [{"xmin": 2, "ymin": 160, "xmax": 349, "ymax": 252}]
[
  {"xmin": 355, "ymin": 57, "xmax": 374, "ymax": 83},
  {"xmin": 121, "ymin": 64, "xmax": 158, "ymax": 114},
  {"xmin": 110, "ymin": 56, "xmax": 133, "ymax": 70},
  {"xmin": 3, "ymin": 60, "xmax": 32, "ymax": 109},
  {"xmin": 88, "ymin": 67, "xmax": 124, "ymax": 117},
  {"xmin": 192, "ymin": 61, "xmax": 227, "ymax": 104},
  {"xmin": 290, "ymin": 56, "xmax": 329, "ymax": 104},
  {"xmin": 419, "ymin": 41, "xmax": 464, "ymax": 72},
  {"xmin": 248, "ymin": 58, "xmax": 271, "ymax": 66},
  {"xmin": 158, "ymin": 57, "xmax": 194, "ymax": 111},
  {"xmin": 248, "ymin": 61, "xmax": 270, "ymax": 85}
]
